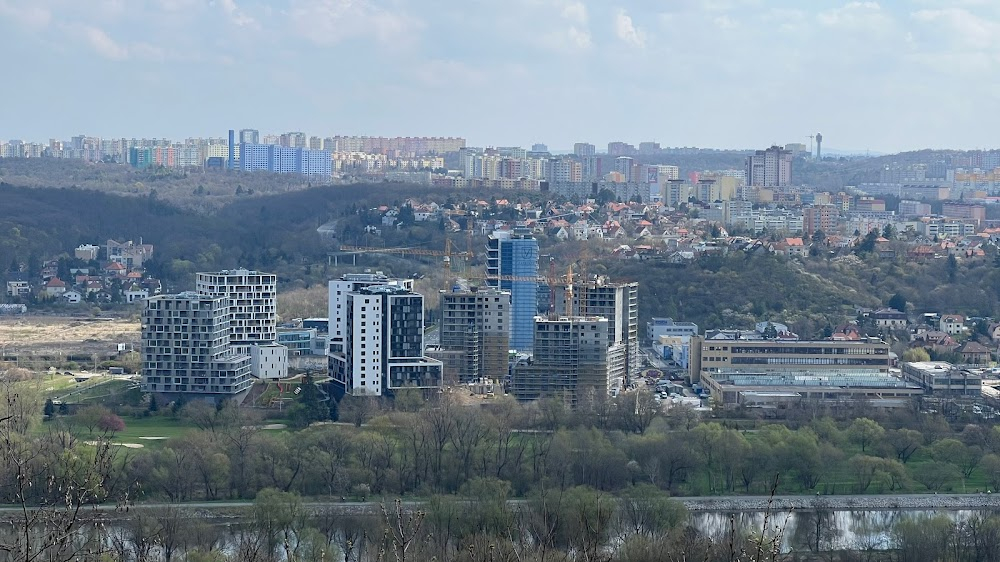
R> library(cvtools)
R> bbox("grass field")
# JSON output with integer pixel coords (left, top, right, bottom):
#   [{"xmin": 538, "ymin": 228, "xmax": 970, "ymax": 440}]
[{"xmin": 112, "ymin": 417, "xmax": 199, "ymax": 443}]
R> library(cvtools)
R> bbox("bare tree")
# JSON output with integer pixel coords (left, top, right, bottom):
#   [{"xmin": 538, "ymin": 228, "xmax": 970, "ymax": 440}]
[{"xmin": 0, "ymin": 382, "xmax": 132, "ymax": 561}]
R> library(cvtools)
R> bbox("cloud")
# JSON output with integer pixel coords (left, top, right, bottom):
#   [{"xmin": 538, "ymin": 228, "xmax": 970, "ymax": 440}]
[
  {"xmin": 817, "ymin": 2, "xmax": 890, "ymax": 31},
  {"xmin": 217, "ymin": 0, "xmax": 257, "ymax": 28},
  {"xmin": 82, "ymin": 26, "xmax": 129, "ymax": 60},
  {"xmin": 560, "ymin": 1, "xmax": 588, "ymax": 24},
  {"xmin": 0, "ymin": 0, "xmax": 52, "ymax": 29},
  {"xmin": 614, "ymin": 9, "xmax": 646, "ymax": 47},
  {"xmin": 288, "ymin": 0, "xmax": 422, "ymax": 47},
  {"xmin": 912, "ymin": 8, "xmax": 1000, "ymax": 50}
]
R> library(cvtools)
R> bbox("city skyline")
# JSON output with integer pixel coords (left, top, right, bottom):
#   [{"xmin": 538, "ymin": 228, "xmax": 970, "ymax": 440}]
[{"xmin": 3, "ymin": 1, "xmax": 1000, "ymax": 152}]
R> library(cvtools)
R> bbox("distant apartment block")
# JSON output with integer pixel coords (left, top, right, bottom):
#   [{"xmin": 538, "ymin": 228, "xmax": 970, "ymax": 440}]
[
  {"xmin": 328, "ymin": 285, "xmax": 442, "ymax": 397},
  {"xmin": 573, "ymin": 143, "xmax": 596, "ymax": 157},
  {"xmin": 802, "ymin": 204, "xmax": 839, "ymax": 235},
  {"xmin": 239, "ymin": 129, "xmax": 259, "ymax": 145},
  {"xmin": 512, "ymin": 316, "xmax": 624, "ymax": 407},
  {"xmin": 326, "ymin": 136, "xmax": 465, "ymax": 155},
  {"xmin": 141, "ymin": 292, "xmax": 253, "ymax": 397},
  {"xmin": 433, "ymin": 285, "xmax": 510, "ymax": 383},
  {"xmin": 941, "ymin": 202, "xmax": 986, "ymax": 223},
  {"xmin": 898, "ymin": 200, "xmax": 932, "ymax": 217},
  {"xmin": 239, "ymin": 143, "xmax": 332, "ymax": 178},
  {"xmin": 745, "ymin": 145, "xmax": 793, "ymax": 187}
]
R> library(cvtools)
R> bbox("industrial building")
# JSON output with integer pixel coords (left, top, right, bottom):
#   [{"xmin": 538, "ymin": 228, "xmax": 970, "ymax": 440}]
[
  {"xmin": 432, "ymin": 284, "xmax": 510, "ymax": 383},
  {"xmin": 702, "ymin": 369, "xmax": 922, "ymax": 410},
  {"xmin": 328, "ymin": 284, "xmax": 442, "ymax": 397},
  {"xmin": 901, "ymin": 361, "xmax": 982, "ymax": 397},
  {"xmin": 141, "ymin": 292, "xmax": 253, "ymax": 398},
  {"xmin": 511, "ymin": 316, "xmax": 624, "ymax": 407}
]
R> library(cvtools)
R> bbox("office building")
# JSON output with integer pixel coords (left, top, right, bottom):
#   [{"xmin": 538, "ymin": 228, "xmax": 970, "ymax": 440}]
[
  {"xmin": 647, "ymin": 318, "xmax": 699, "ymax": 341},
  {"xmin": 553, "ymin": 276, "xmax": 639, "ymax": 384},
  {"xmin": 196, "ymin": 269, "xmax": 277, "ymax": 354},
  {"xmin": 141, "ymin": 292, "xmax": 252, "ymax": 398},
  {"xmin": 238, "ymin": 143, "xmax": 332, "ymax": 178},
  {"xmin": 328, "ymin": 285, "xmax": 442, "ymax": 397},
  {"xmin": 511, "ymin": 316, "xmax": 624, "ymax": 407},
  {"xmin": 486, "ymin": 230, "xmax": 539, "ymax": 351},
  {"xmin": 328, "ymin": 272, "xmax": 414, "ymax": 355},
  {"xmin": 691, "ymin": 337, "xmax": 891, "ymax": 383},
  {"xmin": 435, "ymin": 284, "xmax": 510, "ymax": 383},
  {"xmin": 745, "ymin": 145, "xmax": 793, "ymax": 187}
]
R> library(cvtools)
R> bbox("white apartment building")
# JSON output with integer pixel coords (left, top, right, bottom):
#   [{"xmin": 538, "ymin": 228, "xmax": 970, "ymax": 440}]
[
  {"xmin": 141, "ymin": 292, "xmax": 252, "ymax": 397},
  {"xmin": 328, "ymin": 272, "xmax": 414, "ymax": 355},
  {"xmin": 329, "ymin": 284, "xmax": 442, "ymax": 397}
]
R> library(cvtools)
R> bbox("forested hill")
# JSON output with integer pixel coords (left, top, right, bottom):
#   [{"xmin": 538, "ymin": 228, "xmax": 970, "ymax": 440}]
[
  {"xmin": 607, "ymin": 250, "xmax": 1000, "ymax": 340},
  {"xmin": 0, "ymin": 182, "xmax": 444, "ymax": 291}
]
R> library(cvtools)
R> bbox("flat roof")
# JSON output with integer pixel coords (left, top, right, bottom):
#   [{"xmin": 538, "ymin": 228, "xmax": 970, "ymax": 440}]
[{"xmin": 708, "ymin": 370, "xmax": 919, "ymax": 389}]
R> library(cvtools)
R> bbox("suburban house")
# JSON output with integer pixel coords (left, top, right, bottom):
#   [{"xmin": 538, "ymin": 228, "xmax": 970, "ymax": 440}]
[
  {"xmin": 62, "ymin": 290, "xmax": 83, "ymax": 304},
  {"xmin": 44, "ymin": 277, "xmax": 67, "ymax": 297},
  {"xmin": 872, "ymin": 308, "xmax": 908, "ymax": 329},
  {"xmin": 940, "ymin": 314, "xmax": 967, "ymax": 335},
  {"xmin": 5, "ymin": 280, "xmax": 30, "ymax": 298},
  {"xmin": 958, "ymin": 341, "xmax": 990, "ymax": 364}
]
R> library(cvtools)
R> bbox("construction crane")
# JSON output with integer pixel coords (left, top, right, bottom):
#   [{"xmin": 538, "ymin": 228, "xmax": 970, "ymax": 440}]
[{"xmin": 336, "ymin": 238, "xmax": 473, "ymax": 272}]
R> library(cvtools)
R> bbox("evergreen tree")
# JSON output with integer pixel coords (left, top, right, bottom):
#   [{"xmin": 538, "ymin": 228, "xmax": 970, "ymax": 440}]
[
  {"xmin": 329, "ymin": 395, "xmax": 340, "ymax": 422},
  {"xmin": 148, "ymin": 394, "xmax": 159, "ymax": 413},
  {"xmin": 887, "ymin": 293, "xmax": 907, "ymax": 313},
  {"xmin": 43, "ymin": 398, "xmax": 55, "ymax": 418},
  {"xmin": 294, "ymin": 372, "xmax": 328, "ymax": 428}
]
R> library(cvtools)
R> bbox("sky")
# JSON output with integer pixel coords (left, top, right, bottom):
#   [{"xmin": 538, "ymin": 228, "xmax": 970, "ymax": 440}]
[{"xmin": 2, "ymin": 0, "xmax": 1000, "ymax": 153}]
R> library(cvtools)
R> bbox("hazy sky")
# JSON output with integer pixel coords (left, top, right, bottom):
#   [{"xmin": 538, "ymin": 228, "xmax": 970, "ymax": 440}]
[{"xmin": 2, "ymin": 0, "xmax": 998, "ymax": 152}]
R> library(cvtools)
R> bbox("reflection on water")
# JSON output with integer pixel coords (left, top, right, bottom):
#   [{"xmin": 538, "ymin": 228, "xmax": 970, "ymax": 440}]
[{"xmin": 690, "ymin": 509, "xmax": 996, "ymax": 552}]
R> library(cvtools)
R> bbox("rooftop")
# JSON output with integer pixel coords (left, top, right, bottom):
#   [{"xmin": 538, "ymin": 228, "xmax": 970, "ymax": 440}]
[{"xmin": 709, "ymin": 370, "xmax": 919, "ymax": 389}]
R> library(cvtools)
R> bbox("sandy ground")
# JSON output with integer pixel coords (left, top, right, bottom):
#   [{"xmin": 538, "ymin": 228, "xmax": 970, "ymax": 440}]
[{"xmin": 0, "ymin": 316, "xmax": 140, "ymax": 356}]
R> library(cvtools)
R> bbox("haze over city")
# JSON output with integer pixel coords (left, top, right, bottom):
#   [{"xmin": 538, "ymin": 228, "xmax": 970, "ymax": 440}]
[{"xmin": 2, "ymin": 0, "xmax": 1000, "ymax": 152}]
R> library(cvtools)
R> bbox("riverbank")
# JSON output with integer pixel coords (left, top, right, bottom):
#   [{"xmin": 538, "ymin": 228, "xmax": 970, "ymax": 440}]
[
  {"xmin": 9, "ymin": 492, "xmax": 1000, "ymax": 522},
  {"xmin": 678, "ymin": 493, "xmax": 1000, "ymax": 512}
]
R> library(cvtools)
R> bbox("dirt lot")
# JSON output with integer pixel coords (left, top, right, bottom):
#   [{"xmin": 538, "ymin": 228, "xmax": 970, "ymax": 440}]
[{"xmin": 0, "ymin": 316, "xmax": 141, "ymax": 357}]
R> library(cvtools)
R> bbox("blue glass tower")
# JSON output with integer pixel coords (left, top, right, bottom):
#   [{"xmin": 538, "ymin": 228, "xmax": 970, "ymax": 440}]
[{"xmin": 487, "ymin": 230, "xmax": 538, "ymax": 351}]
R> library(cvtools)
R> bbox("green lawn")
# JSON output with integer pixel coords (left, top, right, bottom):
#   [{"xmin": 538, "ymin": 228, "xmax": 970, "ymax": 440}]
[{"xmin": 111, "ymin": 416, "xmax": 198, "ymax": 443}]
